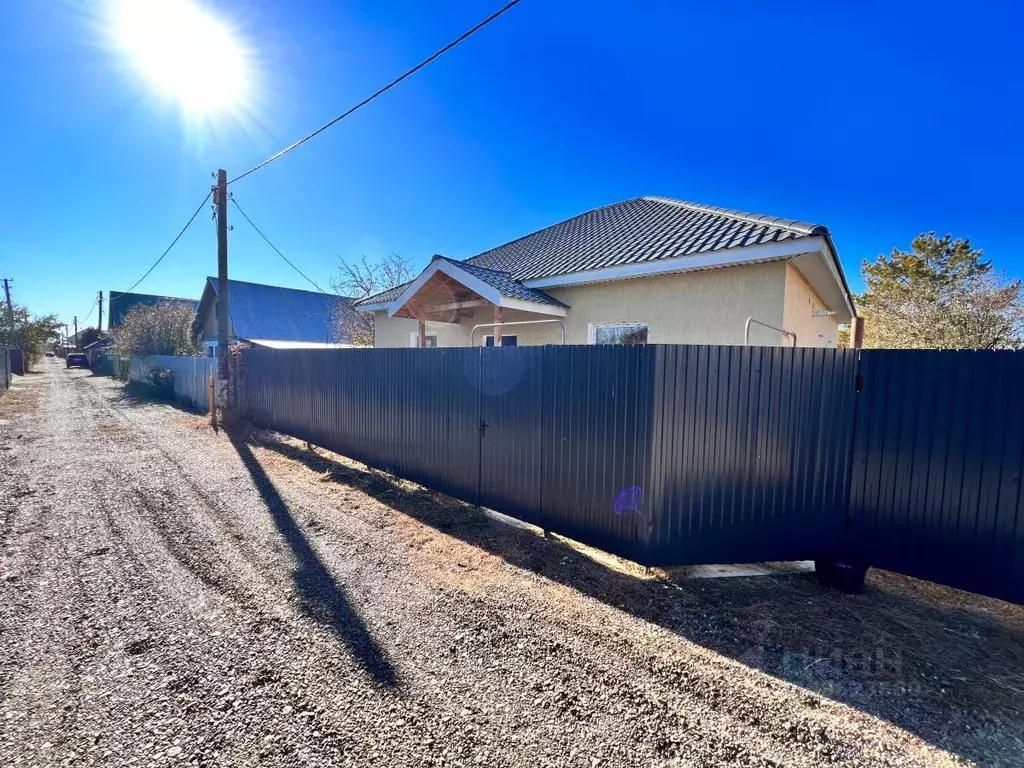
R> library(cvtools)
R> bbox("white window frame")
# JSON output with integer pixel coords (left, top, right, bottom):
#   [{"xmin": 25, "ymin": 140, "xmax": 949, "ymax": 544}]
[
  {"xmin": 409, "ymin": 331, "xmax": 439, "ymax": 348},
  {"xmin": 587, "ymin": 322, "xmax": 649, "ymax": 345}
]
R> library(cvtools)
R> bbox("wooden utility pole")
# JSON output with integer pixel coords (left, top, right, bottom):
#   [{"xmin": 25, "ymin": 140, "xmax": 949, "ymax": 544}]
[
  {"xmin": 2, "ymin": 277, "xmax": 13, "ymax": 345},
  {"xmin": 73, "ymin": 316, "xmax": 78, "ymax": 347},
  {"xmin": 214, "ymin": 169, "xmax": 230, "ymax": 380},
  {"xmin": 97, "ymin": 291, "xmax": 104, "ymax": 333}
]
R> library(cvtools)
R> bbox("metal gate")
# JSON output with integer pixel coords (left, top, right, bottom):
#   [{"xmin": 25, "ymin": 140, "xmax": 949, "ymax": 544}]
[{"xmin": 848, "ymin": 350, "xmax": 1024, "ymax": 603}]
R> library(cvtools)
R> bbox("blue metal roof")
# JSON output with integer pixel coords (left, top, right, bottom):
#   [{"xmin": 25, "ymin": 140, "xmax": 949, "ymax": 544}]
[
  {"xmin": 206, "ymin": 278, "xmax": 356, "ymax": 343},
  {"xmin": 108, "ymin": 291, "xmax": 198, "ymax": 329}
]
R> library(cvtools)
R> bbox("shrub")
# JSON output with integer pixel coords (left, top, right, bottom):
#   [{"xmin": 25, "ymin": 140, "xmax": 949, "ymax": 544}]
[
  {"xmin": 113, "ymin": 302, "xmax": 202, "ymax": 358},
  {"xmin": 145, "ymin": 366, "xmax": 175, "ymax": 400},
  {"xmin": 112, "ymin": 358, "xmax": 130, "ymax": 381}
]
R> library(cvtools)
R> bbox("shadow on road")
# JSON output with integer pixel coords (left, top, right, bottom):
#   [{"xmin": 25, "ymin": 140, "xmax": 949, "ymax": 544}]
[
  {"xmin": 227, "ymin": 430, "xmax": 399, "ymax": 688},
  {"xmin": 250, "ymin": 431, "xmax": 1024, "ymax": 766}
]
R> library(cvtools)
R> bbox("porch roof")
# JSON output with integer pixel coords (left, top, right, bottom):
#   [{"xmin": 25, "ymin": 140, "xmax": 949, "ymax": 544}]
[{"xmin": 381, "ymin": 256, "xmax": 567, "ymax": 321}]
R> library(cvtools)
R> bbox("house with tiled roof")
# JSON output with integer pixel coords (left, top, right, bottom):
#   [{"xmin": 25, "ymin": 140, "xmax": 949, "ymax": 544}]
[
  {"xmin": 354, "ymin": 197, "xmax": 855, "ymax": 348},
  {"xmin": 194, "ymin": 278, "xmax": 358, "ymax": 355}
]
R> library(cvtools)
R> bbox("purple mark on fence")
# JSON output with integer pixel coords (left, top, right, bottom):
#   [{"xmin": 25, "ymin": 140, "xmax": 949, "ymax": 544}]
[{"xmin": 613, "ymin": 486, "xmax": 644, "ymax": 516}]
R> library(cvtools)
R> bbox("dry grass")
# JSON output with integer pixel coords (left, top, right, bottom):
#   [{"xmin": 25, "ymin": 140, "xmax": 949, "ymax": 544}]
[{"xmin": 0, "ymin": 387, "xmax": 40, "ymax": 418}]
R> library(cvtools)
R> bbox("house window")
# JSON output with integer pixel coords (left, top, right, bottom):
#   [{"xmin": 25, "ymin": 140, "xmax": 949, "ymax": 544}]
[
  {"xmin": 590, "ymin": 323, "xmax": 648, "ymax": 345},
  {"xmin": 484, "ymin": 335, "xmax": 518, "ymax": 347},
  {"xmin": 409, "ymin": 332, "xmax": 438, "ymax": 348}
]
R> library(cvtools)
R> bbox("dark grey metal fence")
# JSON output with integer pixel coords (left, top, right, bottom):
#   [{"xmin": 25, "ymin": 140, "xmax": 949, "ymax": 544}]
[
  {"xmin": 9, "ymin": 348, "xmax": 25, "ymax": 377},
  {"xmin": 241, "ymin": 346, "xmax": 855, "ymax": 564},
  {"xmin": 0, "ymin": 346, "xmax": 11, "ymax": 393},
  {"xmin": 646, "ymin": 345, "xmax": 858, "ymax": 566},
  {"xmin": 848, "ymin": 350, "xmax": 1024, "ymax": 604},
  {"xmin": 239, "ymin": 345, "xmax": 1024, "ymax": 603}
]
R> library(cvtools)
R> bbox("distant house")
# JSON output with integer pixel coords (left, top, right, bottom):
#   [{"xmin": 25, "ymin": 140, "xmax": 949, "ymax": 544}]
[
  {"xmin": 83, "ymin": 337, "xmax": 113, "ymax": 367},
  {"xmin": 193, "ymin": 278, "xmax": 357, "ymax": 355},
  {"xmin": 108, "ymin": 291, "xmax": 199, "ymax": 330},
  {"xmin": 356, "ymin": 197, "xmax": 855, "ymax": 348}
]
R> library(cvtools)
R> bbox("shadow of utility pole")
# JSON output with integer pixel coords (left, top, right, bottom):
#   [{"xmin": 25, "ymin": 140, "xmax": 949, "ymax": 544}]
[{"xmin": 227, "ymin": 430, "xmax": 399, "ymax": 688}]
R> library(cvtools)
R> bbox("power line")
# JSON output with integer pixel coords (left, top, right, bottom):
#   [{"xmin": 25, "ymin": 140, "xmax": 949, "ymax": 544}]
[
  {"xmin": 82, "ymin": 295, "xmax": 98, "ymax": 324},
  {"xmin": 230, "ymin": 195, "xmax": 328, "ymax": 294},
  {"xmin": 124, "ymin": 191, "xmax": 213, "ymax": 295},
  {"xmin": 229, "ymin": 0, "xmax": 523, "ymax": 185}
]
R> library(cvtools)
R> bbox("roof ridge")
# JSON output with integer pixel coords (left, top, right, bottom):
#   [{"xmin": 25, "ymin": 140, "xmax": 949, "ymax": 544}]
[
  {"xmin": 462, "ymin": 199, "xmax": 637, "ymax": 267},
  {"xmin": 206, "ymin": 276, "xmax": 345, "ymax": 299},
  {"xmin": 446, "ymin": 257, "xmax": 514, "ymax": 277},
  {"xmin": 640, "ymin": 196, "xmax": 828, "ymax": 237}
]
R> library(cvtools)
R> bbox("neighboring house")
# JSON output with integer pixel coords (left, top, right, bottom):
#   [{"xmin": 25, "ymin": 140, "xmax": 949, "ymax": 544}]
[
  {"xmin": 355, "ymin": 197, "xmax": 855, "ymax": 348},
  {"xmin": 108, "ymin": 291, "xmax": 198, "ymax": 330},
  {"xmin": 83, "ymin": 337, "xmax": 113, "ymax": 367},
  {"xmin": 193, "ymin": 278, "xmax": 357, "ymax": 355}
]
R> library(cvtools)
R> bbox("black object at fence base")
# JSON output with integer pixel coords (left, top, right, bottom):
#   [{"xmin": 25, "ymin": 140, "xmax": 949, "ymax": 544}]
[{"xmin": 814, "ymin": 559, "xmax": 868, "ymax": 594}]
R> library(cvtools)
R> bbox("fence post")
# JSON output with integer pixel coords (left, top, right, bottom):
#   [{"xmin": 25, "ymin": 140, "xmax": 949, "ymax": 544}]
[{"xmin": 209, "ymin": 373, "xmax": 217, "ymax": 429}]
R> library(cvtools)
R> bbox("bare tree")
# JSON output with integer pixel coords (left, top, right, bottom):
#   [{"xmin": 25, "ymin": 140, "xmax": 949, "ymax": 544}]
[{"xmin": 331, "ymin": 253, "xmax": 414, "ymax": 346}]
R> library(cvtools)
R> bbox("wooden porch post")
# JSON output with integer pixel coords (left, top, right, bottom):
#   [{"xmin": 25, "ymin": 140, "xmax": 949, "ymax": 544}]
[
  {"xmin": 418, "ymin": 319, "xmax": 427, "ymax": 348},
  {"xmin": 851, "ymin": 316, "xmax": 865, "ymax": 349},
  {"xmin": 494, "ymin": 306, "xmax": 503, "ymax": 347}
]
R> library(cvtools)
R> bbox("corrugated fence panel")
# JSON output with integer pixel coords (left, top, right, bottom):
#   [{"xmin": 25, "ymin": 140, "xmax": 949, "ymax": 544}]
[
  {"xmin": 0, "ymin": 346, "xmax": 11, "ymax": 393},
  {"xmin": 235, "ymin": 345, "xmax": 1023, "ymax": 603},
  {"xmin": 646, "ymin": 345, "xmax": 857, "ymax": 566},
  {"xmin": 849, "ymin": 350, "xmax": 1024, "ymax": 603},
  {"xmin": 539, "ymin": 346, "xmax": 656, "ymax": 561},
  {"xmin": 243, "ymin": 349, "xmax": 481, "ymax": 506},
  {"xmin": 129, "ymin": 355, "xmax": 217, "ymax": 411},
  {"xmin": 479, "ymin": 347, "xmax": 546, "ymax": 526}
]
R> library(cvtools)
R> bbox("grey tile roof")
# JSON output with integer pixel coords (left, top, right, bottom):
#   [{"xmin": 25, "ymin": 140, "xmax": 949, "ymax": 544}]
[
  {"xmin": 439, "ymin": 257, "xmax": 566, "ymax": 307},
  {"xmin": 356, "ymin": 197, "xmax": 828, "ymax": 307},
  {"xmin": 353, "ymin": 258, "xmax": 565, "ymax": 308},
  {"xmin": 465, "ymin": 197, "xmax": 827, "ymax": 281},
  {"xmin": 355, "ymin": 281, "xmax": 410, "ymax": 307},
  {"xmin": 206, "ymin": 278, "xmax": 356, "ymax": 343}
]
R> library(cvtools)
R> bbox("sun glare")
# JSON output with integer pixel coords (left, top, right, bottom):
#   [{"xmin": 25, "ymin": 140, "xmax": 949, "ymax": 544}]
[{"xmin": 110, "ymin": 0, "xmax": 249, "ymax": 115}]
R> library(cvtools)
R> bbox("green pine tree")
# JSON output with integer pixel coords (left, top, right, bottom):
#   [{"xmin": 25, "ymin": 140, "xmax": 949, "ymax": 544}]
[{"xmin": 856, "ymin": 233, "xmax": 1023, "ymax": 349}]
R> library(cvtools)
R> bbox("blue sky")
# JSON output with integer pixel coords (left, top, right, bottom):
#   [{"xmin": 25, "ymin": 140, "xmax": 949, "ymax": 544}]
[{"xmin": 0, "ymin": 0, "xmax": 1021, "ymax": 329}]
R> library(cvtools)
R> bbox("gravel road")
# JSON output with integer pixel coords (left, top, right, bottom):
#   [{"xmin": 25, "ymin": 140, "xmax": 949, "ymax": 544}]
[{"xmin": 2, "ymin": 360, "xmax": 1022, "ymax": 767}]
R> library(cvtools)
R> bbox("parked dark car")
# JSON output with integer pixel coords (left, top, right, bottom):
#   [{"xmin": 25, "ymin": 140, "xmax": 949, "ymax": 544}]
[{"xmin": 66, "ymin": 352, "xmax": 90, "ymax": 369}]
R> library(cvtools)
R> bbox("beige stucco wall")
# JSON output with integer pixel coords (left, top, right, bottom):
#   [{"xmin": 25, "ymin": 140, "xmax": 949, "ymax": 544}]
[
  {"xmin": 782, "ymin": 263, "xmax": 839, "ymax": 347},
  {"xmin": 373, "ymin": 311, "xmax": 476, "ymax": 347},
  {"xmin": 372, "ymin": 261, "xmax": 808, "ymax": 347}
]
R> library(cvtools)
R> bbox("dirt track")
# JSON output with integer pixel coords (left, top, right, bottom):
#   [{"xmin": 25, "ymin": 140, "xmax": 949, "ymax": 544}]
[{"xmin": 1, "ymin": 359, "xmax": 1023, "ymax": 767}]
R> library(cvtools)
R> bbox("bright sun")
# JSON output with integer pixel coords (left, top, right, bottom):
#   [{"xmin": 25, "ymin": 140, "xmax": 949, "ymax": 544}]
[{"xmin": 111, "ymin": 0, "xmax": 249, "ymax": 115}]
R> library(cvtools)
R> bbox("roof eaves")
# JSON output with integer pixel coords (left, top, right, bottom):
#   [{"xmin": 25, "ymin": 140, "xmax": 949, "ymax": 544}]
[{"xmin": 353, "ymin": 280, "xmax": 413, "ymax": 307}]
